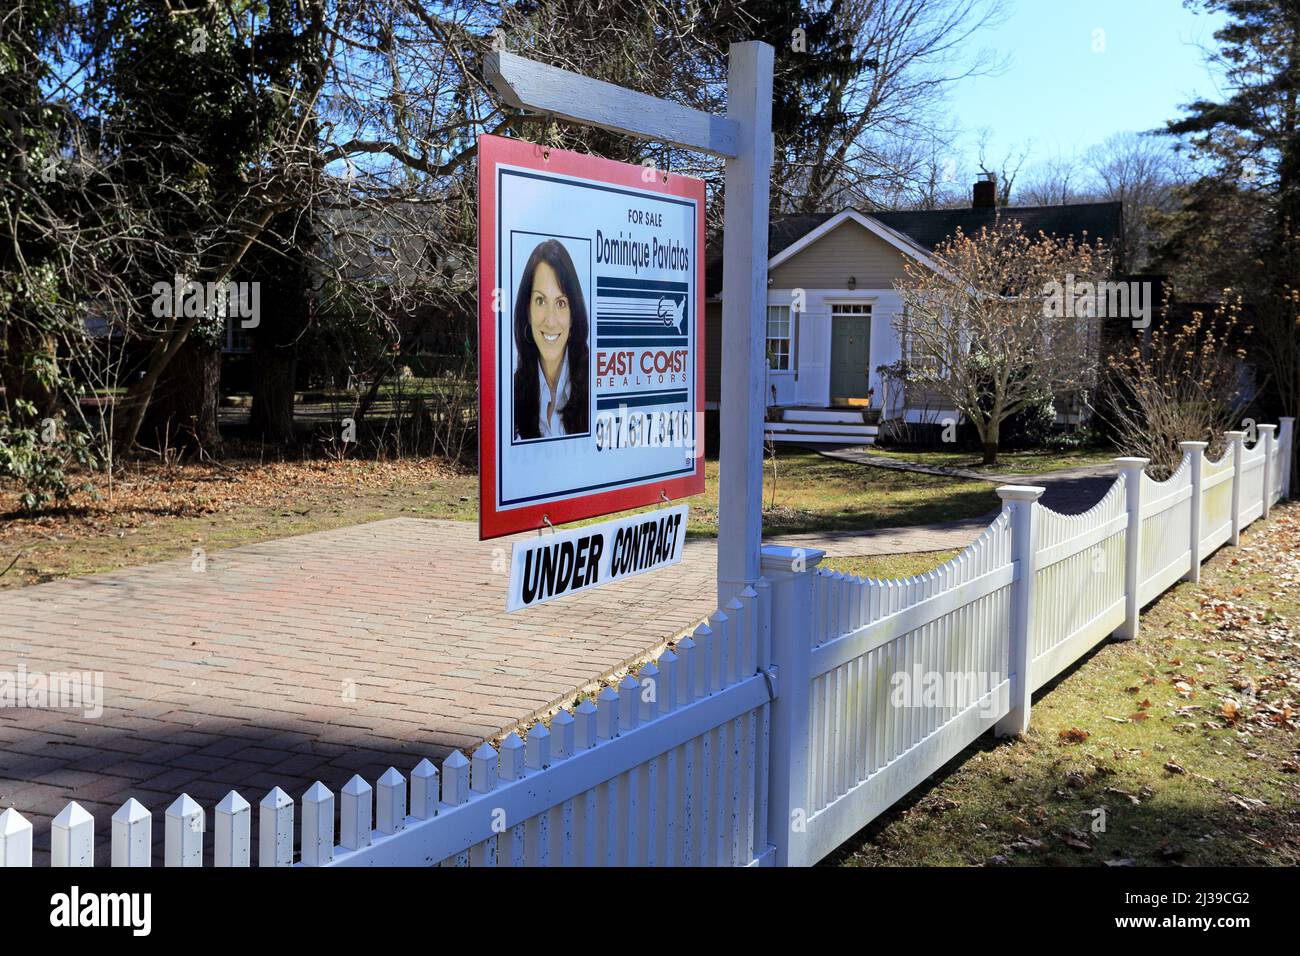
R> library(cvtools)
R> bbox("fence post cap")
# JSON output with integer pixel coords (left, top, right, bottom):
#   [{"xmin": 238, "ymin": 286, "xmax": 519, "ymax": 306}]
[
  {"xmin": 995, "ymin": 485, "xmax": 1045, "ymax": 502},
  {"xmin": 1256, "ymin": 424, "xmax": 1277, "ymax": 434},
  {"xmin": 1179, "ymin": 440, "xmax": 1209, "ymax": 451},
  {"xmin": 341, "ymin": 774, "xmax": 371, "ymax": 796},
  {"xmin": 215, "ymin": 790, "xmax": 249, "ymax": 815},
  {"xmin": 303, "ymin": 781, "xmax": 333, "ymax": 801},
  {"xmin": 0, "ymin": 807, "xmax": 30, "ymax": 834},
  {"xmin": 53, "ymin": 800, "xmax": 94, "ymax": 827},
  {"xmin": 112, "ymin": 797, "xmax": 150, "ymax": 823},
  {"xmin": 1113, "ymin": 456, "xmax": 1150, "ymax": 468},
  {"xmin": 261, "ymin": 786, "xmax": 293, "ymax": 808},
  {"xmin": 442, "ymin": 749, "xmax": 470, "ymax": 769},
  {"xmin": 165, "ymin": 793, "xmax": 202, "ymax": 818},
  {"xmin": 760, "ymin": 543, "xmax": 825, "ymax": 574},
  {"xmin": 1223, "ymin": 431, "xmax": 1246, "ymax": 440}
]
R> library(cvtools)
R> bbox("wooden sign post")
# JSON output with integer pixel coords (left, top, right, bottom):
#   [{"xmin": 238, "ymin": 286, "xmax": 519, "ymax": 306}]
[{"xmin": 484, "ymin": 43, "xmax": 774, "ymax": 605}]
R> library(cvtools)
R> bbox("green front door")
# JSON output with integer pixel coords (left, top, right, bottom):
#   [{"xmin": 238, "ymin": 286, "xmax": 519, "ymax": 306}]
[{"xmin": 830, "ymin": 314, "xmax": 871, "ymax": 403}]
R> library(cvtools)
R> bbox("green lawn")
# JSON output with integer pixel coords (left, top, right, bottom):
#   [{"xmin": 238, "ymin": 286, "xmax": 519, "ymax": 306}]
[
  {"xmin": 690, "ymin": 450, "xmax": 997, "ymax": 538},
  {"xmin": 824, "ymin": 502, "xmax": 1300, "ymax": 867},
  {"xmin": 867, "ymin": 447, "xmax": 1118, "ymax": 475},
  {"xmin": 823, "ymin": 550, "xmax": 962, "ymax": 580}
]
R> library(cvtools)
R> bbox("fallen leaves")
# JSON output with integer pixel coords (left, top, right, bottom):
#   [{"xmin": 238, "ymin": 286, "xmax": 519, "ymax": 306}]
[
  {"xmin": 1, "ymin": 457, "xmax": 463, "ymax": 535},
  {"xmin": 1105, "ymin": 786, "xmax": 1143, "ymax": 806},
  {"xmin": 1059, "ymin": 829, "xmax": 1093, "ymax": 851},
  {"xmin": 1059, "ymin": 727, "xmax": 1090, "ymax": 744}
]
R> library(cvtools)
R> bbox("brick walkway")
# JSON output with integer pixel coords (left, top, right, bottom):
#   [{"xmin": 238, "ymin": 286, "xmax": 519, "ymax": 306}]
[{"xmin": 0, "ymin": 518, "xmax": 716, "ymax": 864}]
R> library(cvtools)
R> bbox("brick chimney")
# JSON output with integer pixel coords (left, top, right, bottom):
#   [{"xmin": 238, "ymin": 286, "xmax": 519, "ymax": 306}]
[{"xmin": 972, "ymin": 172, "xmax": 997, "ymax": 209}]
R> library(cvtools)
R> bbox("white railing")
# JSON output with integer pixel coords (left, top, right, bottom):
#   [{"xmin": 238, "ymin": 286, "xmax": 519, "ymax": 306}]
[{"xmin": 0, "ymin": 419, "xmax": 1293, "ymax": 868}]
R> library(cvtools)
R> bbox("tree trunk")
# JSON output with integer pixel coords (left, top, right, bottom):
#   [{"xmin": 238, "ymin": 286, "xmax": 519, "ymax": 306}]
[
  {"xmin": 245, "ymin": 229, "xmax": 310, "ymax": 443},
  {"xmin": 247, "ymin": 288, "xmax": 301, "ymax": 445},
  {"xmin": 982, "ymin": 418, "xmax": 1001, "ymax": 465},
  {"xmin": 137, "ymin": 338, "xmax": 222, "ymax": 456},
  {"xmin": 248, "ymin": 346, "xmax": 298, "ymax": 444},
  {"xmin": 246, "ymin": 0, "xmax": 318, "ymax": 447}
]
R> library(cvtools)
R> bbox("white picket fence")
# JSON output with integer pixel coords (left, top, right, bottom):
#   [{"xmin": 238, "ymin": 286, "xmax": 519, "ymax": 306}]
[
  {"xmin": 774, "ymin": 421, "xmax": 1293, "ymax": 865},
  {"xmin": 1, "ymin": 586, "xmax": 777, "ymax": 868},
  {"xmin": 0, "ymin": 420, "xmax": 1293, "ymax": 867}
]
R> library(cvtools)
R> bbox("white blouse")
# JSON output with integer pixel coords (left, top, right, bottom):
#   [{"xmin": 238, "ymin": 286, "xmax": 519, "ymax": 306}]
[{"xmin": 537, "ymin": 355, "xmax": 571, "ymax": 438}]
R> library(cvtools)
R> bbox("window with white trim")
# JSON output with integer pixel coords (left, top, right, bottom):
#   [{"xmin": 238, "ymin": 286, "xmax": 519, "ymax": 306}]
[{"xmin": 766, "ymin": 305, "xmax": 793, "ymax": 371}]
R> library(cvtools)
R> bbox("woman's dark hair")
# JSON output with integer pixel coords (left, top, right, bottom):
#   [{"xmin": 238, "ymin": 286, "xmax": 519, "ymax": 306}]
[{"xmin": 513, "ymin": 239, "xmax": 589, "ymax": 439}]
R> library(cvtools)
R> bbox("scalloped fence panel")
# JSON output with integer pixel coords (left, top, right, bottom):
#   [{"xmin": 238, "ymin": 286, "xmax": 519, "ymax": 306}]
[{"xmin": 0, "ymin": 422, "xmax": 1292, "ymax": 868}]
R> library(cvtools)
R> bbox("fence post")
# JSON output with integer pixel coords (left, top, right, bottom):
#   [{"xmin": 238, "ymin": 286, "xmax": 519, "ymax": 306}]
[
  {"xmin": 1279, "ymin": 417, "xmax": 1295, "ymax": 500},
  {"xmin": 760, "ymin": 543, "xmax": 823, "ymax": 867},
  {"xmin": 1225, "ymin": 431, "xmax": 1245, "ymax": 545},
  {"xmin": 51, "ymin": 801, "xmax": 95, "ymax": 867},
  {"xmin": 1258, "ymin": 424, "xmax": 1277, "ymax": 519},
  {"xmin": 993, "ymin": 485, "xmax": 1044, "ymax": 738},
  {"xmin": 1113, "ymin": 458, "xmax": 1148, "ymax": 641},
  {"xmin": 1181, "ymin": 441, "xmax": 1207, "ymax": 583},
  {"xmin": 717, "ymin": 41, "xmax": 775, "ymax": 605},
  {"xmin": 0, "ymin": 808, "xmax": 32, "ymax": 867}
]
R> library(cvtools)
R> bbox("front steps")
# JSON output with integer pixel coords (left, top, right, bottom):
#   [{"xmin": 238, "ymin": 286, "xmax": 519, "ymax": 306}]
[{"xmin": 764, "ymin": 407, "xmax": 878, "ymax": 445}]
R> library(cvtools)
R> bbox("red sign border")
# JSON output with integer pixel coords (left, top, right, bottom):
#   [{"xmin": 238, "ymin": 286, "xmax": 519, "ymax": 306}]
[{"xmin": 478, "ymin": 134, "xmax": 706, "ymax": 540}]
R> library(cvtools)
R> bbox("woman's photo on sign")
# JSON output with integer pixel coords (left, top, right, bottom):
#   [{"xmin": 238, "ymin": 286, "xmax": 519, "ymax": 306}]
[{"xmin": 512, "ymin": 237, "xmax": 590, "ymax": 441}]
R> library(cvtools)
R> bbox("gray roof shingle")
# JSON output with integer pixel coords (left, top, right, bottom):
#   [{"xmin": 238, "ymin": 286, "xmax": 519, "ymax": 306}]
[{"xmin": 705, "ymin": 201, "xmax": 1124, "ymax": 294}]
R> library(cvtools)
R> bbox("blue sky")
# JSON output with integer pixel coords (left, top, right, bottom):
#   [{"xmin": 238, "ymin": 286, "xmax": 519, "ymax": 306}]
[{"xmin": 947, "ymin": 0, "xmax": 1227, "ymax": 169}]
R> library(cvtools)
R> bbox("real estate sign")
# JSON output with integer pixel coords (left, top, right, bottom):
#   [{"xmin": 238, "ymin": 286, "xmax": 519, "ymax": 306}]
[
  {"xmin": 477, "ymin": 134, "xmax": 705, "ymax": 540},
  {"xmin": 506, "ymin": 505, "xmax": 688, "ymax": 612}
]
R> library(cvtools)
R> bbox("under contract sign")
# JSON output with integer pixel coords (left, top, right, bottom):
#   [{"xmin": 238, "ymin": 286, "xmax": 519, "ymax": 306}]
[{"xmin": 506, "ymin": 506, "xmax": 688, "ymax": 612}]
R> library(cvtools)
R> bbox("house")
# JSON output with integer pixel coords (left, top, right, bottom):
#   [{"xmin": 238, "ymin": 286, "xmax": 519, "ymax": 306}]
[{"xmin": 704, "ymin": 181, "xmax": 1124, "ymax": 443}]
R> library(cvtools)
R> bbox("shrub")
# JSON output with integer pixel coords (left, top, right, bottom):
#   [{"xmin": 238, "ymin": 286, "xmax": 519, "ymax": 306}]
[
  {"xmin": 1044, "ymin": 425, "xmax": 1106, "ymax": 451},
  {"xmin": 1103, "ymin": 295, "xmax": 1248, "ymax": 476},
  {"xmin": 0, "ymin": 411, "xmax": 99, "ymax": 511}
]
